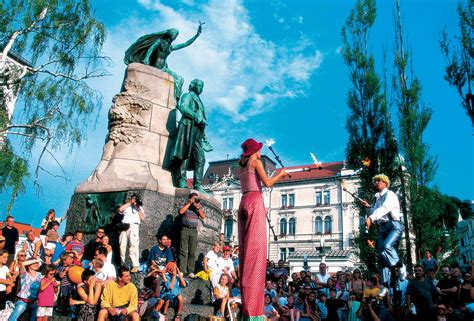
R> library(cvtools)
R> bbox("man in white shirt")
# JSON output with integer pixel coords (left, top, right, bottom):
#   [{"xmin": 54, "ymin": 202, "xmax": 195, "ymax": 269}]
[
  {"xmin": 118, "ymin": 194, "xmax": 145, "ymax": 273},
  {"xmin": 316, "ymin": 263, "xmax": 331, "ymax": 289},
  {"xmin": 363, "ymin": 174, "xmax": 403, "ymax": 286},
  {"xmin": 94, "ymin": 247, "xmax": 116, "ymax": 280}
]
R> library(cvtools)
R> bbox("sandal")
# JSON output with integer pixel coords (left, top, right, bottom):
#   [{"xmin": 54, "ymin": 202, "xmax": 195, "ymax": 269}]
[{"xmin": 174, "ymin": 314, "xmax": 181, "ymax": 321}]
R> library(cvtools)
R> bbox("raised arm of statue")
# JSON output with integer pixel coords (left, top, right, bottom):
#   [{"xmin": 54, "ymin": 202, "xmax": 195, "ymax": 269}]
[{"xmin": 171, "ymin": 24, "xmax": 202, "ymax": 51}]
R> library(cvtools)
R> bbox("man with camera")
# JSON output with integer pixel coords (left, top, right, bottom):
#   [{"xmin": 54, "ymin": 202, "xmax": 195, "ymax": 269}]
[
  {"xmin": 118, "ymin": 194, "xmax": 145, "ymax": 273},
  {"xmin": 178, "ymin": 192, "xmax": 205, "ymax": 278}
]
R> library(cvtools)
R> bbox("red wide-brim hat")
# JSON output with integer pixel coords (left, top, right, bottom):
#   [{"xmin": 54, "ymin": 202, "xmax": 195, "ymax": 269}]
[{"xmin": 241, "ymin": 138, "xmax": 263, "ymax": 157}]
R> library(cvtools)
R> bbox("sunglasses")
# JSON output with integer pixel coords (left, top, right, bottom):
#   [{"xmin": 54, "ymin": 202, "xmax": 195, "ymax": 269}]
[{"xmin": 18, "ymin": 255, "xmax": 26, "ymax": 257}]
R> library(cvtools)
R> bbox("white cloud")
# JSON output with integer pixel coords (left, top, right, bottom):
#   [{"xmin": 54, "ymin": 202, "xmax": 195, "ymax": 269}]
[{"xmin": 125, "ymin": 0, "xmax": 323, "ymax": 122}]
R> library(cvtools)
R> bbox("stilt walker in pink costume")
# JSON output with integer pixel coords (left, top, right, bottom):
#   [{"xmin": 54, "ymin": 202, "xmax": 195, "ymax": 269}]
[{"xmin": 238, "ymin": 138, "xmax": 288, "ymax": 321}]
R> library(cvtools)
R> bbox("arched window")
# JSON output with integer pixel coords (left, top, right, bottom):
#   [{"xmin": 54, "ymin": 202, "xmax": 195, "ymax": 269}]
[
  {"xmin": 288, "ymin": 218, "xmax": 296, "ymax": 235},
  {"xmin": 280, "ymin": 218, "xmax": 287, "ymax": 235},
  {"xmin": 324, "ymin": 216, "xmax": 332, "ymax": 234},
  {"xmin": 315, "ymin": 217, "xmax": 323, "ymax": 234},
  {"xmin": 224, "ymin": 218, "xmax": 233, "ymax": 240}
]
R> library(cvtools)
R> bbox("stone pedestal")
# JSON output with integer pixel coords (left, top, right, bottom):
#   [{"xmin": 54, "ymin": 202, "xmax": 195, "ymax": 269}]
[{"xmin": 76, "ymin": 63, "xmax": 177, "ymax": 195}]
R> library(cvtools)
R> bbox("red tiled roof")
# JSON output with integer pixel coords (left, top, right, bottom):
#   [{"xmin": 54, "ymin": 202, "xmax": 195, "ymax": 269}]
[{"xmin": 274, "ymin": 161, "xmax": 345, "ymax": 184}]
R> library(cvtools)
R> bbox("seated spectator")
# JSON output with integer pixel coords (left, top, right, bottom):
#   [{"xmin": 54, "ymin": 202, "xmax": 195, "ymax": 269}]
[
  {"xmin": 211, "ymin": 245, "xmax": 236, "ymax": 287},
  {"xmin": 22, "ymin": 230, "xmax": 43, "ymax": 261},
  {"xmin": 70, "ymin": 269, "xmax": 102, "ymax": 321},
  {"xmin": 56, "ymin": 252, "xmax": 76, "ymax": 315},
  {"xmin": 336, "ymin": 280, "xmax": 350, "ymax": 301},
  {"xmin": 213, "ymin": 274, "xmax": 230, "ymax": 317},
  {"xmin": 9, "ymin": 249, "xmax": 26, "ymax": 277},
  {"xmin": 91, "ymin": 259, "xmax": 106, "ymax": 282},
  {"xmin": 276, "ymin": 278, "xmax": 289, "ymax": 297},
  {"xmin": 265, "ymin": 280, "xmax": 277, "ymax": 300},
  {"xmin": 139, "ymin": 275, "xmax": 162, "ymax": 318},
  {"xmin": 363, "ymin": 277, "xmax": 380, "ymax": 299},
  {"xmin": 40, "ymin": 209, "xmax": 67, "ymax": 245},
  {"xmin": 93, "ymin": 246, "xmax": 116, "ymax": 281},
  {"xmin": 347, "ymin": 293, "xmax": 361, "ymax": 321},
  {"xmin": 51, "ymin": 232, "xmax": 73, "ymax": 265},
  {"xmin": 98, "ymin": 266, "xmax": 139, "ymax": 321},
  {"xmin": 100, "ymin": 234, "xmax": 113, "ymax": 264},
  {"xmin": 83, "ymin": 228, "xmax": 105, "ymax": 262},
  {"xmin": 305, "ymin": 291, "xmax": 318, "ymax": 321},
  {"xmin": 156, "ymin": 262, "xmax": 187, "ymax": 321},
  {"xmin": 231, "ymin": 278, "xmax": 241, "ymax": 298},
  {"xmin": 44, "ymin": 221, "xmax": 60, "ymax": 264},
  {"xmin": 317, "ymin": 293, "xmax": 328, "ymax": 320},
  {"xmin": 325, "ymin": 288, "xmax": 346, "ymax": 321},
  {"xmin": 272, "ymin": 260, "xmax": 289, "ymax": 282},
  {"xmin": 279, "ymin": 294, "xmax": 299, "ymax": 321},
  {"xmin": 9, "ymin": 258, "xmax": 42, "ymax": 321},
  {"xmin": 349, "ymin": 269, "xmax": 364, "ymax": 297},
  {"xmin": 149, "ymin": 234, "xmax": 174, "ymax": 271},
  {"xmin": 0, "ymin": 250, "xmax": 14, "ymax": 310},
  {"xmin": 66, "ymin": 230, "xmax": 85, "ymax": 265},
  {"xmin": 294, "ymin": 293, "xmax": 312, "ymax": 321},
  {"xmin": 37, "ymin": 264, "xmax": 59, "ymax": 321},
  {"xmin": 196, "ymin": 242, "xmax": 220, "ymax": 281},
  {"xmin": 264, "ymin": 293, "xmax": 280, "ymax": 321}
]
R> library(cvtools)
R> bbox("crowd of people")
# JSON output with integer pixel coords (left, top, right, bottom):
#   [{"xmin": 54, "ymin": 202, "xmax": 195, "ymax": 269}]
[{"xmin": 0, "ymin": 208, "xmax": 472, "ymax": 321}]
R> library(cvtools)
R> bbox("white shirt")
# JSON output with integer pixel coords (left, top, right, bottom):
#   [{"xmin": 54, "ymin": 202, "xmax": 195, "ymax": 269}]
[
  {"xmin": 122, "ymin": 205, "xmax": 144, "ymax": 225},
  {"xmin": 0, "ymin": 266, "xmax": 9, "ymax": 291},
  {"xmin": 101, "ymin": 262, "xmax": 117, "ymax": 280},
  {"xmin": 205, "ymin": 250, "xmax": 219, "ymax": 270},
  {"xmin": 216, "ymin": 256, "xmax": 235, "ymax": 275},
  {"xmin": 316, "ymin": 272, "xmax": 331, "ymax": 284},
  {"xmin": 368, "ymin": 188, "xmax": 401, "ymax": 223}
]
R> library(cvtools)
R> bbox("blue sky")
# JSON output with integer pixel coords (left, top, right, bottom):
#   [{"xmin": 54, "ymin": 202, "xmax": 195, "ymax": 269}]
[{"xmin": 2, "ymin": 0, "xmax": 473, "ymax": 228}]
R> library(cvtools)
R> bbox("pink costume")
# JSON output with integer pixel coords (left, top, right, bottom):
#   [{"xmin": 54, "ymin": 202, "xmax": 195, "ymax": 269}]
[{"xmin": 238, "ymin": 163, "xmax": 266, "ymax": 321}]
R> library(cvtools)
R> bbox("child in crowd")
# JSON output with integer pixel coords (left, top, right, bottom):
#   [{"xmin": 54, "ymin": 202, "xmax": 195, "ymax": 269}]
[
  {"xmin": 347, "ymin": 293, "xmax": 362, "ymax": 321},
  {"xmin": 44, "ymin": 222, "xmax": 60, "ymax": 264},
  {"xmin": 37, "ymin": 264, "xmax": 59, "ymax": 321},
  {"xmin": 56, "ymin": 252, "xmax": 76, "ymax": 315},
  {"xmin": 139, "ymin": 275, "xmax": 162, "ymax": 318},
  {"xmin": 91, "ymin": 258, "xmax": 106, "ymax": 282},
  {"xmin": 156, "ymin": 262, "xmax": 187, "ymax": 321},
  {"xmin": 280, "ymin": 294, "xmax": 299, "ymax": 321},
  {"xmin": 213, "ymin": 274, "xmax": 230, "ymax": 317},
  {"xmin": 317, "ymin": 293, "xmax": 328, "ymax": 321},
  {"xmin": 264, "ymin": 293, "xmax": 280, "ymax": 321},
  {"xmin": 70, "ymin": 269, "xmax": 102, "ymax": 321}
]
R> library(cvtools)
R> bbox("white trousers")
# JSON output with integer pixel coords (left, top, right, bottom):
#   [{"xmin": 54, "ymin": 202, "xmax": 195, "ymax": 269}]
[{"xmin": 119, "ymin": 223, "xmax": 140, "ymax": 267}]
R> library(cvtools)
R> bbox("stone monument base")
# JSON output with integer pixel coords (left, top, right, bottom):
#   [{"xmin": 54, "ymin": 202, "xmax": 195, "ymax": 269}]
[{"xmin": 67, "ymin": 188, "xmax": 221, "ymax": 268}]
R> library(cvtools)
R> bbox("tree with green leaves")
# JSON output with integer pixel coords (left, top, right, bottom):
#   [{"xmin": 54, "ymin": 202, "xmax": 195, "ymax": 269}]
[
  {"xmin": 341, "ymin": 0, "xmax": 399, "ymax": 274},
  {"xmin": 440, "ymin": 0, "xmax": 473, "ymax": 128},
  {"xmin": 393, "ymin": 0, "xmax": 438, "ymax": 261},
  {"xmin": 0, "ymin": 0, "xmax": 108, "ymax": 210}
]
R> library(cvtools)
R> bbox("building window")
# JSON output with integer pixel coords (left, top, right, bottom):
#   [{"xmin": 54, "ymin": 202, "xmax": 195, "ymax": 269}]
[
  {"xmin": 281, "ymin": 195, "xmax": 288, "ymax": 207},
  {"xmin": 315, "ymin": 192, "xmax": 322, "ymax": 205},
  {"xmin": 288, "ymin": 247, "xmax": 295, "ymax": 257},
  {"xmin": 280, "ymin": 218, "xmax": 287, "ymax": 235},
  {"xmin": 315, "ymin": 217, "xmax": 323, "ymax": 234},
  {"xmin": 280, "ymin": 248, "xmax": 287, "ymax": 261},
  {"xmin": 222, "ymin": 197, "xmax": 234, "ymax": 210},
  {"xmin": 289, "ymin": 194, "xmax": 295, "ymax": 207},
  {"xmin": 323, "ymin": 191, "xmax": 330, "ymax": 204},
  {"xmin": 288, "ymin": 218, "xmax": 296, "ymax": 235},
  {"xmin": 224, "ymin": 218, "xmax": 233, "ymax": 240},
  {"xmin": 324, "ymin": 216, "xmax": 332, "ymax": 234}
]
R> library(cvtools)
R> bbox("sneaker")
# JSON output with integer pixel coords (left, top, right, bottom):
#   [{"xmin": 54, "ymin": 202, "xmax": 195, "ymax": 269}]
[
  {"xmin": 188, "ymin": 273, "xmax": 196, "ymax": 278},
  {"xmin": 130, "ymin": 266, "xmax": 139, "ymax": 273}
]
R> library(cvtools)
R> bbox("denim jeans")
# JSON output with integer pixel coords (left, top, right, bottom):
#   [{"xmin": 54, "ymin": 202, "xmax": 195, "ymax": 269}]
[
  {"xmin": 378, "ymin": 220, "xmax": 403, "ymax": 284},
  {"xmin": 8, "ymin": 300, "xmax": 38, "ymax": 321}
]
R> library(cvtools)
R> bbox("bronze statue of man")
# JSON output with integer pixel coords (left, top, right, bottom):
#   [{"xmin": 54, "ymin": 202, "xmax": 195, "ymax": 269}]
[
  {"xmin": 170, "ymin": 79, "xmax": 212, "ymax": 192},
  {"xmin": 123, "ymin": 24, "xmax": 202, "ymax": 101}
]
